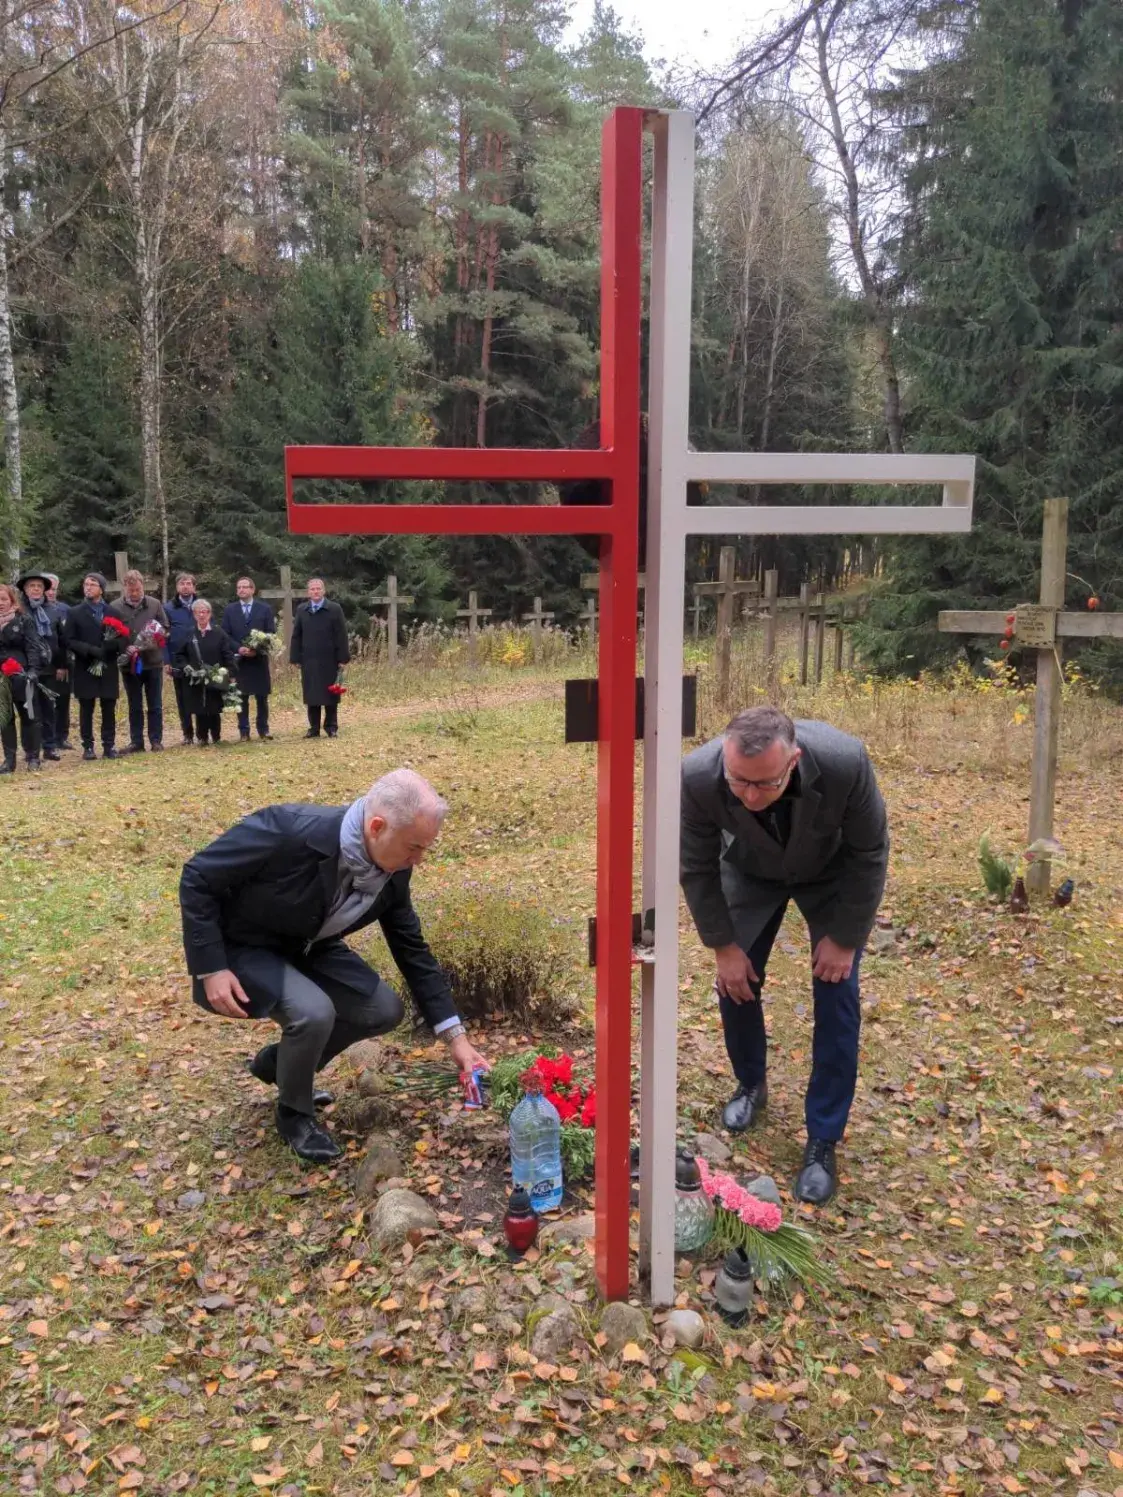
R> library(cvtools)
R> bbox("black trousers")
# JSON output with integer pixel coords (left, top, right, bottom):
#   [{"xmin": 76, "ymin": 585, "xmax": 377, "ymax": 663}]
[
  {"xmin": 173, "ymin": 674, "xmax": 194, "ymax": 739},
  {"xmin": 123, "ymin": 667, "xmax": 163, "ymax": 747},
  {"xmin": 239, "ymin": 692, "xmax": 270, "ymax": 737},
  {"xmin": 193, "ymin": 941, "xmax": 404, "ymax": 1117},
  {"xmin": 194, "ymin": 711, "xmax": 223, "ymax": 743},
  {"xmin": 307, "ymin": 702, "xmax": 339, "ymax": 734},
  {"xmin": 79, "ymin": 697, "xmax": 117, "ymax": 750},
  {"xmin": 55, "ymin": 681, "xmax": 71, "ymax": 742}
]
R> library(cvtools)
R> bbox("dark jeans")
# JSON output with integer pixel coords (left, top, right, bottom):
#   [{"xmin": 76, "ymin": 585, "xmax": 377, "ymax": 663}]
[
  {"xmin": 41, "ymin": 680, "xmax": 70, "ymax": 748},
  {"xmin": 122, "ymin": 667, "xmax": 163, "ymax": 747},
  {"xmin": 307, "ymin": 702, "xmax": 339, "ymax": 734},
  {"xmin": 194, "ymin": 711, "xmax": 223, "ymax": 743},
  {"xmin": 194, "ymin": 942, "xmax": 404, "ymax": 1117},
  {"xmin": 719, "ymin": 901, "xmax": 863, "ymax": 1143},
  {"xmin": 79, "ymin": 697, "xmax": 117, "ymax": 751},
  {"xmin": 173, "ymin": 674, "xmax": 194, "ymax": 740},
  {"xmin": 239, "ymin": 692, "xmax": 270, "ymax": 737},
  {"xmin": 2, "ymin": 705, "xmax": 40, "ymax": 761}
]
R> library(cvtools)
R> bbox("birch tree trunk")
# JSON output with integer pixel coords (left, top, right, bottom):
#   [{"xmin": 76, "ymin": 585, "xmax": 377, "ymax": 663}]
[{"xmin": 0, "ymin": 114, "xmax": 23, "ymax": 572}]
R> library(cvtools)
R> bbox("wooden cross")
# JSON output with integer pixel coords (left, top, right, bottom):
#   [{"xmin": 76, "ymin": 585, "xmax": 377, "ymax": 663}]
[
  {"xmin": 581, "ymin": 594, "xmax": 599, "ymax": 642},
  {"xmin": 456, "ymin": 590, "xmax": 493, "ymax": 665},
  {"xmin": 689, "ymin": 588, "xmax": 705, "ymax": 640},
  {"xmin": 693, "ymin": 546, "xmax": 760, "ymax": 705},
  {"xmin": 584, "ymin": 570, "xmax": 645, "ymax": 631},
  {"xmin": 522, "ymin": 596, "xmax": 555, "ymax": 661},
  {"xmin": 105, "ymin": 551, "xmax": 134, "ymax": 598},
  {"xmin": 372, "ymin": 575, "xmax": 415, "ymax": 665},
  {"xmin": 261, "ymin": 565, "xmax": 299, "ymax": 649},
  {"xmin": 761, "ymin": 568, "xmax": 779, "ymax": 686},
  {"xmin": 938, "ymin": 497, "xmax": 1122, "ymax": 894}
]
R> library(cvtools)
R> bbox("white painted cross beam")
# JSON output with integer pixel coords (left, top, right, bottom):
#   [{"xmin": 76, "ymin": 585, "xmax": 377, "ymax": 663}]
[
  {"xmin": 456, "ymin": 590, "xmax": 493, "ymax": 666},
  {"xmin": 262, "ymin": 565, "xmax": 299, "ymax": 649},
  {"xmin": 372, "ymin": 575, "xmax": 415, "ymax": 665},
  {"xmin": 938, "ymin": 497, "xmax": 1121, "ymax": 894},
  {"xmin": 637, "ymin": 108, "xmax": 978, "ymax": 1311},
  {"xmin": 521, "ymin": 596, "xmax": 555, "ymax": 661}
]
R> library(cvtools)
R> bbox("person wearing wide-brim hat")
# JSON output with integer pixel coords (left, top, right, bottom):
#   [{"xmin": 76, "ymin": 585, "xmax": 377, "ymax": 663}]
[
  {"xmin": 16, "ymin": 569, "xmax": 67, "ymax": 761},
  {"xmin": 63, "ymin": 572, "xmax": 123, "ymax": 760}
]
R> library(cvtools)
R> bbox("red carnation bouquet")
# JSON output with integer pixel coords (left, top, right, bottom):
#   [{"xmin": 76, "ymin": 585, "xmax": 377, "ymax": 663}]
[
  {"xmin": 523, "ymin": 1053, "xmax": 596, "ymax": 1128},
  {"xmin": 327, "ymin": 669, "xmax": 347, "ymax": 698},
  {"xmin": 1, "ymin": 658, "xmax": 22, "ymax": 678},
  {"xmin": 89, "ymin": 615, "xmax": 131, "ymax": 677}
]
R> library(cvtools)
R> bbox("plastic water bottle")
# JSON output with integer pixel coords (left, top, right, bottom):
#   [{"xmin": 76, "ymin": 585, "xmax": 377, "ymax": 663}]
[{"xmin": 509, "ymin": 1077, "xmax": 563, "ymax": 1214}]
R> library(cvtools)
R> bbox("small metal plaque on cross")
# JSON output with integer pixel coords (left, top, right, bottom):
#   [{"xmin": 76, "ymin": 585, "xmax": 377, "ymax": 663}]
[{"xmin": 1014, "ymin": 604, "xmax": 1056, "ymax": 648}]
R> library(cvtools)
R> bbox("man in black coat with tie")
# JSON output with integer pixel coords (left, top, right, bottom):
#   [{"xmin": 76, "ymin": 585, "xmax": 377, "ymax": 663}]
[
  {"xmin": 179, "ymin": 768, "xmax": 490, "ymax": 1161},
  {"xmin": 290, "ymin": 577, "xmax": 349, "ymax": 738},
  {"xmin": 222, "ymin": 577, "xmax": 276, "ymax": 741}
]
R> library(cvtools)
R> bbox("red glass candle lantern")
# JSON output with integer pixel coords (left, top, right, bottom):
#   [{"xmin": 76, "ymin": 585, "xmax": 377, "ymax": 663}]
[{"xmin": 503, "ymin": 1188, "xmax": 539, "ymax": 1254}]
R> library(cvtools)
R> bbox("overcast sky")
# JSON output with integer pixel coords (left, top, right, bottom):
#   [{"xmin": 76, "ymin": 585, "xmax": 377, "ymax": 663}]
[{"xmin": 563, "ymin": 0, "xmax": 785, "ymax": 74}]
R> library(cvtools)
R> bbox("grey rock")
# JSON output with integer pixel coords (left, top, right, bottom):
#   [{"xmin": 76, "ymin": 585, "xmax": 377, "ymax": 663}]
[
  {"xmin": 663, "ymin": 1309, "xmax": 706, "ymax": 1350},
  {"xmin": 692, "ymin": 1132, "xmax": 732, "ymax": 1166},
  {"xmin": 600, "ymin": 1302, "xmax": 648, "ymax": 1355},
  {"xmin": 176, "ymin": 1190, "xmax": 206, "ymax": 1211},
  {"xmin": 451, "ymin": 1287, "xmax": 489, "ymax": 1321},
  {"xmin": 539, "ymin": 1212, "xmax": 596, "ymax": 1245},
  {"xmin": 531, "ymin": 1310, "xmax": 584, "ymax": 1361},
  {"xmin": 536, "ymin": 1292, "xmax": 577, "ymax": 1319},
  {"xmin": 356, "ymin": 1068, "xmax": 386, "ymax": 1098},
  {"xmin": 867, "ymin": 927, "xmax": 900, "ymax": 957},
  {"xmin": 495, "ymin": 1312, "xmax": 524, "ymax": 1339},
  {"xmin": 744, "ymin": 1174, "xmax": 782, "ymax": 1208},
  {"xmin": 354, "ymin": 1138, "xmax": 404, "ymax": 1199},
  {"xmin": 368, "ymin": 1188, "xmax": 439, "ymax": 1251}
]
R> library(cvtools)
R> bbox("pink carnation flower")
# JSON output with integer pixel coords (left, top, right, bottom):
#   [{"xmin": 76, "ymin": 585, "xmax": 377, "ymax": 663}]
[{"xmin": 696, "ymin": 1155, "xmax": 782, "ymax": 1232}]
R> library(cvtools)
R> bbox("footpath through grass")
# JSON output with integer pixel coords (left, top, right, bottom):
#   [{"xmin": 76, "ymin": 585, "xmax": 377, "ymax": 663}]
[{"xmin": 1, "ymin": 662, "xmax": 1121, "ymax": 1497}]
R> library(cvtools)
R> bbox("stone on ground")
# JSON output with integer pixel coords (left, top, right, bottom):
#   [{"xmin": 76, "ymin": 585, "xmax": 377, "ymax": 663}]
[
  {"xmin": 354, "ymin": 1137, "xmax": 404, "ymax": 1199},
  {"xmin": 539, "ymin": 1212, "xmax": 595, "ymax": 1244},
  {"xmin": 600, "ymin": 1301, "xmax": 649, "ymax": 1354},
  {"xmin": 693, "ymin": 1131, "xmax": 732, "ymax": 1165},
  {"xmin": 368, "ymin": 1188, "xmax": 439, "ymax": 1250},
  {"xmin": 451, "ymin": 1287, "xmax": 489, "ymax": 1321},
  {"xmin": 663, "ymin": 1308, "xmax": 706, "ymax": 1349},
  {"xmin": 531, "ymin": 1310, "xmax": 585, "ymax": 1360},
  {"xmin": 745, "ymin": 1173, "xmax": 781, "ymax": 1206}
]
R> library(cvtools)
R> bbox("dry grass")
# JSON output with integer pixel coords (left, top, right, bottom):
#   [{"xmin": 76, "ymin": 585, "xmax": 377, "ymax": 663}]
[{"xmin": 1, "ymin": 650, "xmax": 1121, "ymax": 1497}]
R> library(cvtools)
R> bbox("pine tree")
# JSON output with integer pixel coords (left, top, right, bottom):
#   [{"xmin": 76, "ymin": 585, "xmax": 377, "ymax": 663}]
[{"xmin": 863, "ymin": 0, "xmax": 1123, "ymax": 674}]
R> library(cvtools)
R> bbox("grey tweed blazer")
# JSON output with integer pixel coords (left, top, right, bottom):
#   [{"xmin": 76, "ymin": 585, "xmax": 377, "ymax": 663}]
[{"xmin": 680, "ymin": 720, "xmax": 889, "ymax": 953}]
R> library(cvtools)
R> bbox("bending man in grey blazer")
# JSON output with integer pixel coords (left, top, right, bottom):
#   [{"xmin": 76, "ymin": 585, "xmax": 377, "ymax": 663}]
[{"xmin": 680, "ymin": 705, "xmax": 889, "ymax": 1204}]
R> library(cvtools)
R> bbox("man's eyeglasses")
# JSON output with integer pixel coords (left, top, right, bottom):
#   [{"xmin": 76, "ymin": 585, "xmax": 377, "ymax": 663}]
[{"xmin": 725, "ymin": 759, "xmax": 795, "ymax": 793}]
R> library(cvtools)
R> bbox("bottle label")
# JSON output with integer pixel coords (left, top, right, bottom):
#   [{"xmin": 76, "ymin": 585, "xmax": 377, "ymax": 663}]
[{"xmin": 530, "ymin": 1178, "xmax": 561, "ymax": 1205}]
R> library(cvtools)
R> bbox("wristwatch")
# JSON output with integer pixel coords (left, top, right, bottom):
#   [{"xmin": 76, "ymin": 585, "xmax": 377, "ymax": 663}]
[{"xmin": 440, "ymin": 1022, "xmax": 467, "ymax": 1043}]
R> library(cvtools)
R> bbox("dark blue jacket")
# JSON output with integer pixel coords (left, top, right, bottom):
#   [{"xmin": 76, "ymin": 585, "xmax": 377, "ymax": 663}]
[
  {"xmin": 166, "ymin": 594, "xmax": 199, "ymax": 657},
  {"xmin": 221, "ymin": 598, "xmax": 276, "ymax": 696},
  {"xmin": 179, "ymin": 803, "xmax": 456, "ymax": 1027}
]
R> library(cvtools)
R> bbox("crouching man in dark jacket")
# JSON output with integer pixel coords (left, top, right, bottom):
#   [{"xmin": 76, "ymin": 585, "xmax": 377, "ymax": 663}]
[{"xmin": 180, "ymin": 768, "xmax": 489, "ymax": 1161}]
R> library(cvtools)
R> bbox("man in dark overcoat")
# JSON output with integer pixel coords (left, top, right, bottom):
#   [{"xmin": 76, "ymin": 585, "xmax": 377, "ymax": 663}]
[
  {"xmin": 63, "ymin": 572, "xmax": 121, "ymax": 760},
  {"xmin": 166, "ymin": 572, "xmax": 200, "ymax": 745},
  {"xmin": 108, "ymin": 569, "xmax": 170, "ymax": 752},
  {"xmin": 290, "ymin": 577, "xmax": 349, "ymax": 738},
  {"xmin": 221, "ymin": 576, "xmax": 276, "ymax": 741},
  {"xmin": 179, "ymin": 768, "xmax": 490, "ymax": 1161},
  {"xmin": 680, "ymin": 705, "xmax": 889, "ymax": 1205}
]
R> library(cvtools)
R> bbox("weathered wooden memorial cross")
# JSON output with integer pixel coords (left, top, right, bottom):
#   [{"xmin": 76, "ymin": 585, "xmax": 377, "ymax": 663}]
[
  {"xmin": 261, "ymin": 565, "xmax": 299, "ymax": 648},
  {"xmin": 372, "ymin": 575, "xmax": 415, "ymax": 665},
  {"xmin": 938, "ymin": 497, "xmax": 1122, "ymax": 893},
  {"xmin": 580, "ymin": 593, "xmax": 599, "ymax": 640},
  {"xmin": 456, "ymin": 590, "xmax": 493, "ymax": 665},
  {"xmin": 105, "ymin": 551, "xmax": 135, "ymax": 598},
  {"xmin": 693, "ymin": 545, "xmax": 760, "ymax": 703},
  {"xmin": 521, "ymin": 596, "xmax": 555, "ymax": 661}
]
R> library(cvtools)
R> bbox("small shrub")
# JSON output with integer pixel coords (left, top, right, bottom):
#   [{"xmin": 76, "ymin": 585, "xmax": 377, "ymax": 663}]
[{"xmin": 421, "ymin": 888, "xmax": 570, "ymax": 1024}]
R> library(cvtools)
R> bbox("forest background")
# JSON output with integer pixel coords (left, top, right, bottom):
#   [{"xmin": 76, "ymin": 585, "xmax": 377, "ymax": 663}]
[{"xmin": 0, "ymin": 0, "xmax": 1120, "ymax": 678}]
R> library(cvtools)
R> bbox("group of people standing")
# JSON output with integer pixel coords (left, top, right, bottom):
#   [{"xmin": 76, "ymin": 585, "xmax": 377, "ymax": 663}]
[{"xmin": 0, "ymin": 568, "xmax": 352, "ymax": 772}]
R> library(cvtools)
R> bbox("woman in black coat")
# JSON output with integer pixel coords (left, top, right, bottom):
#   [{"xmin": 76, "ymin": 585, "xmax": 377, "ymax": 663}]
[
  {"xmin": 290, "ymin": 578, "xmax": 350, "ymax": 737},
  {"xmin": 0, "ymin": 581, "xmax": 51, "ymax": 773},
  {"xmin": 172, "ymin": 598, "xmax": 237, "ymax": 745},
  {"xmin": 64, "ymin": 572, "xmax": 125, "ymax": 761}
]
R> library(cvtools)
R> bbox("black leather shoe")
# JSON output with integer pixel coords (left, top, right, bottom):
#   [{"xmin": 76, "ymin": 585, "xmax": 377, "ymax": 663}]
[
  {"xmin": 82, "ymin": 746, "xmax": 96, "ymax": 761},
  {"xmin": 258, "ymin": 733, "xmax": 273, "ymax": 740},
  {"xmin": 103, "ymin": 747, "xmax": 119, "ymax": 759},
  {"xmin": 240, "ymin": 732, "xmax": 251, "ymax": 741},
  {"xmin": 275, "ymin": 1105, "xmax": 341, "ymax": 1162},
  {"xmin": 43, "ymin": 747, "xmax": 61, "ymax": 761},
  {"xmin": 59, "ymin": 740, "xmax": 75, "ymax": 751},
  {"xmin": 794, "ymin": 1138, "xmax": 837, "ymax": 1205},
  {"xmin": 0, "ymin": 757, "xmax": 15, "ymax": 775},
  {"xmin": 326, "ymin": 728, "xmax": 338, "ymax": 738},
  {"xmin": 722, "ymin": 1082, "xmax": 767, "ymax": 1133},
  {"xmin": 150, "ymin": 742, "xmax": 163, "ymax": 752},
  {"xmin": 26, "ymin": 756, "xmax": 42, "ymax": 772},
  {"xmin": 248, "ymin": 1048, "xmax": 333, "ymax": 1108},
  {"xmin": 304, "ymin": 729, "xmax": 320, "ymax": 738}
]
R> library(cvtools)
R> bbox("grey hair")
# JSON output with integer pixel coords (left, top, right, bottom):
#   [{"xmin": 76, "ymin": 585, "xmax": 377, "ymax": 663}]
[
  {"xmin": 191, "ymin": 597, "xmax": 213, "ymax": 613},
  {"xmin": 365, "ymin": 768, "xmax": 449, "ymax": 829},
  {"xmin": 723, "ymin": 706, "xmax": 796, "ymax": 758}
]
